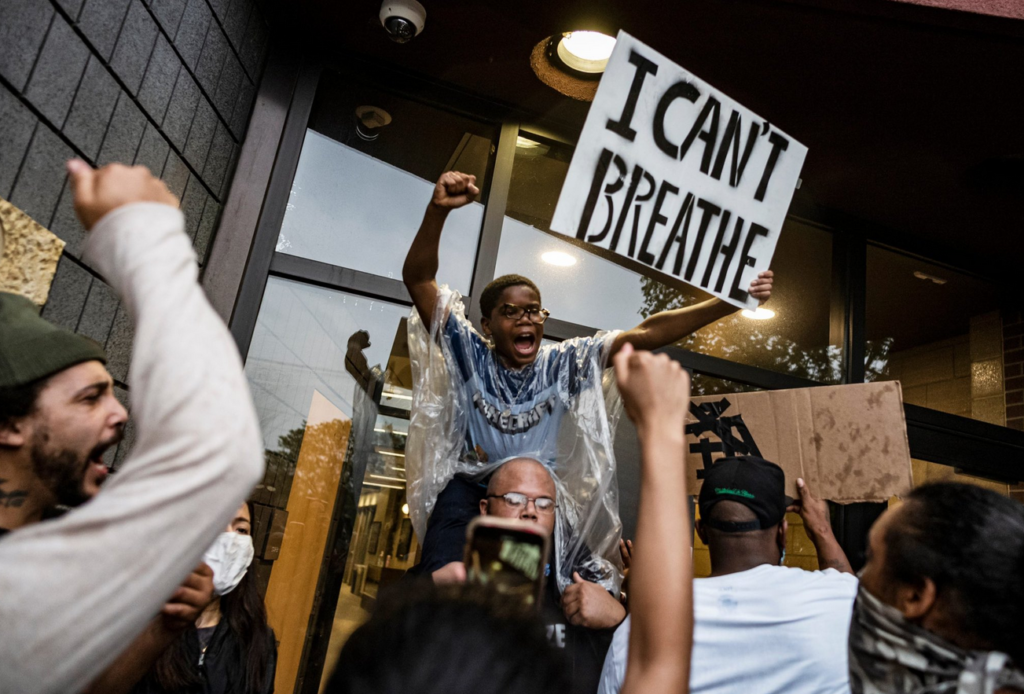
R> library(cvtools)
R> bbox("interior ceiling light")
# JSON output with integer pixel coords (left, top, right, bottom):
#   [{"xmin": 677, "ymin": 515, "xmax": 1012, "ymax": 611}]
[
  {"xmin": 741, "ymin": 307, "xmax": 776, "ymax": 320},
  {"xmin": 913, "ymin": 271, "xmax": 948, "ymax": 285},
  {"xmin": 557, "ymin": 31, "xmax": 616, "ymax": 74},
  {"xmin": 542, "ymin": 250, "xmax": 577, "ymax": 267},
  {"xmin": 532, "ymin": 29, "xmax": 616, "ymax": 102},
  {"xmin": 401, "ymin": 503, "xmax": 410, "ymax": 516}
]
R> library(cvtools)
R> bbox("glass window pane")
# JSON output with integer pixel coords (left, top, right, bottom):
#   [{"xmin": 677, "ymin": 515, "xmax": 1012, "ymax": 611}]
[
  {"xmin": 244, "ymin": 278, "xmax": 417, "ymax": 692},
  {"xmin": 865, "ymin": 246, "xmax": 1014, "ymax": 428},
  {"xmin": 276, "ymin": 76, "xmax": 497, "ymax": 293},
  {"xmin": 495, "ymin": 134, "xmax": 840, "ymax": 383}
]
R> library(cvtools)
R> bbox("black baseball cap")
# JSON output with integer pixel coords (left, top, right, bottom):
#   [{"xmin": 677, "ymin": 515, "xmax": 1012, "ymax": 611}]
[{"xmin": 698, "ymin": 456, "xmax": 789, "ymax": 532}]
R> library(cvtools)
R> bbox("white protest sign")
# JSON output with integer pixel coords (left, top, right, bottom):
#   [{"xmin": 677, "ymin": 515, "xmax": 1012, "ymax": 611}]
[{"xmin": 551, "ymin": 31, "xmax": 807, "ymax": 309}]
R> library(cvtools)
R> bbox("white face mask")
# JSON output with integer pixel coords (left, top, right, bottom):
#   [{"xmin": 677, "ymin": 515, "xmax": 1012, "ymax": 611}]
[{"xmin": 202, "ymin": 532, "xmax": 254, "ymax": 596}]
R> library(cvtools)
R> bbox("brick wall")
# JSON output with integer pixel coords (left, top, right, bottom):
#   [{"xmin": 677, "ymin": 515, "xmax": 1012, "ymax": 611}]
[
  {"xmin": 1006, "ymin": 308, "xmax": 1024, "ymax": 432},
  {"xmin": 0, "ymin": 0, "xmax": 270, "ymax": 465}
]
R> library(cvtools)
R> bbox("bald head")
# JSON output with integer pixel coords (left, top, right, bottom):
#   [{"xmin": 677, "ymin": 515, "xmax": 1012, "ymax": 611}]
[{"xmin": 482, "ymin": 458, "xmax": 557, "ymax": 535}]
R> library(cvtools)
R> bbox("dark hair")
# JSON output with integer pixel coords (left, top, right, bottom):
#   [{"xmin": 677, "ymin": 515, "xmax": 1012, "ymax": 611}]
[
  {"xmin": 0, "ymin": 377, "xmax": 48, "ymax": 429},
  {"xmin": 479, "ymin": 274, "xmax": 541, "ymax": 319},
  {"xmin": 885, "ymin": 482, "xmax": 1024, "ymax": 662},
  {"xmin": 325, "ymin": 581, "xmax": 567, "ymax": 694},
  {"xmin": 151, "ymin": 501, "xmax": 273, "ymax": 694}
]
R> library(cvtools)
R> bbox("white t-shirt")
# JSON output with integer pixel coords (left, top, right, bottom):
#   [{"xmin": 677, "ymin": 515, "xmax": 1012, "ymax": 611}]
[{"xmin": 597, "ymin": 564, "xmax": 859, "ymax": 694}]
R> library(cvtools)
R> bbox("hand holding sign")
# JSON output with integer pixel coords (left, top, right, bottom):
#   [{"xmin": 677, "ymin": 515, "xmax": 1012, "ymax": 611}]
[
  {"xmin": 551, "ymin": 32, "xmax": 806, "ymax": 309},
  {"xmin": 430, "ymin": 171, "xmax": 479, "ymax": 212},
  {"xmin": 750, "ymin": 270, "xmax": 773, "ymax": 305}
]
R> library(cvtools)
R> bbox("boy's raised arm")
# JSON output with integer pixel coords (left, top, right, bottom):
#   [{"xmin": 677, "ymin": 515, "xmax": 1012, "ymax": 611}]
[
  {"xmin": 403, "ymin": 171, "xmax": 479, "ymax": 326},
  {"xmin": 607, "ymin": 271, "xmax": 773, "ymax": 358}
]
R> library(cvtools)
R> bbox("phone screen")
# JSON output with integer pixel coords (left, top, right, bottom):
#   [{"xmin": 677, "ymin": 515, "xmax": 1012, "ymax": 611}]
[{"xmin": 465, "ymin": 518, "xmax": 548, "ymax": 609}]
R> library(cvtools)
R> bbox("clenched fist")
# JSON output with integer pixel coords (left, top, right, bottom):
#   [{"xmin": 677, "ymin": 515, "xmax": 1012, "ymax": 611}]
[
  {"xmin": 67, "ymin": 159, "xmax": 178, "ymax": 230},
  {"xmin": 430, "ymin": 171, "xmax": 479, "ymax": 212},
  {"xmin": 160, "ymin": 563, "xmax": 215, "ymax": 632}
]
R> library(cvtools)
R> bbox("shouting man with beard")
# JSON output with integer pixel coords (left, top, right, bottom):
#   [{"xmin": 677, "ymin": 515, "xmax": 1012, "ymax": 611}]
[{"xmin": 0, "ymin": 160, "xmax": 263, "ymax": 694}]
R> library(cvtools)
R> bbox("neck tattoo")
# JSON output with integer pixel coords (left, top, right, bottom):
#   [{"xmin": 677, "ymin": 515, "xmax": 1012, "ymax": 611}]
[{"xmin": 0, "ymin": 479, "xmax": 28, "ymax": 508}]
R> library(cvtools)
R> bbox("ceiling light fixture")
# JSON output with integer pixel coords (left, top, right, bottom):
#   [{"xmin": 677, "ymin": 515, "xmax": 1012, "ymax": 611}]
[
  {"xmin": 741, "ymin": 307, "xmax": 776, "ymax": 320},
  {"xmin": 541, "ymin": 250, "xmax": 577, "ymax": 267},
  {"xmin": 401, "ymin": 503, "xmax": 410, "ymax": 516},
  {"xmin": 557, "ymin": 31, "xmax": 616, "ymax": 74}
]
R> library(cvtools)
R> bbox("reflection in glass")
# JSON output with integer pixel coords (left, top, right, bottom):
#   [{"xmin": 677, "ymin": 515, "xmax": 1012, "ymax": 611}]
[
  {"xmin": 496, "ymin": 134, "xmax": 840, "ymax": 383},
  {"xmin": 865, "ymin": 246, "xmax": 1008, "ymax": 427},
  {"xmin": 244, "ymin": 278, "xmax": 420, "ymax": 691},
  {"xmin": 276, "ymin": 130, "xmax": 484, "ymax": 293}
]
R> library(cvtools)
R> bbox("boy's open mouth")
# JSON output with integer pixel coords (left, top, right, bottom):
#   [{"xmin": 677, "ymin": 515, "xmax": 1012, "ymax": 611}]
[{"xmin": 513, "ymin": 332, "xmax": 537, "ymax": 356}]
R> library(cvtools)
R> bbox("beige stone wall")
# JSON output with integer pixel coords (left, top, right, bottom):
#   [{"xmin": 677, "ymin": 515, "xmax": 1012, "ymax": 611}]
[{"xmin": 885, "ymin": 310, "xmax": 1005, "ymax": 426}]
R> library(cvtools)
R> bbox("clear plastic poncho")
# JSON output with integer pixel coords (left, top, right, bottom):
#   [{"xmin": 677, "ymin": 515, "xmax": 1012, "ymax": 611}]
[{"xmin": 406, "ymin": 285, "xmax": 625, "ymax": 594}]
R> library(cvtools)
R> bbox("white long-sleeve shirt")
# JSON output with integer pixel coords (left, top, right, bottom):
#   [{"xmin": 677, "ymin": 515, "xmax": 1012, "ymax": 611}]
[{"xmin": 0, "ymin": 203, "xmax": 265, "ymax": 694}]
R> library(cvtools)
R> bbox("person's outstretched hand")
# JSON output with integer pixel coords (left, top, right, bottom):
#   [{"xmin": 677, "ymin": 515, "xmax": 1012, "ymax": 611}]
[
  {"xmin": 786, "ymin": 477, "xmax": 832, "ymax": 545},
  {"xmin": 430, "ymin": 171, "xmax": 479, "ymax": 211},
  {"xmin": 749, "ymin": 270, "xmax": 773, "ymax": 305},
  {"xmin": 67, "ymin": 159, "xmax": 178, "ymax": 231},
  {"xmin": 160, "ymin": 563, "xmax": 215, "ymax": 632},
  {"xmin": 613, "ymin": 343, "xmax": 690, "ymax": 436}
]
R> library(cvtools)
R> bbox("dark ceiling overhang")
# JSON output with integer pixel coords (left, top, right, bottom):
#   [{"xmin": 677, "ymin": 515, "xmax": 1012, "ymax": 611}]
[{"xmin": 265, "ymin": 0, "xmax": 1024, "ymax": 290}]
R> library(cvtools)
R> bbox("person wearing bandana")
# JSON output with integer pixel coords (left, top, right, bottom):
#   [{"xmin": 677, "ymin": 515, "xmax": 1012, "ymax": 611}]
[{"xmin": 851, "ymin": 482, "xmax": 1024, "ymax": 694}]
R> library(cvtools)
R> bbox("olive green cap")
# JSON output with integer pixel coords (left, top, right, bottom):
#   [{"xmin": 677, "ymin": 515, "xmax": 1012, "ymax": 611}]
[{"xmin": 0, "ymin": 291, "xmax": 107, "ymax": 388}]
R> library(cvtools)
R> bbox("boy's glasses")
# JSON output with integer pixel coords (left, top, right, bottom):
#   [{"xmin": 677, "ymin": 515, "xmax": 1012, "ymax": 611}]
[
  {"xmin": 499, "ymin": 304, "xmax": 551, "ymax": 324},
  {"xmin": 488, "ymin": 492, "xmax": 557, "ymax": 514}
]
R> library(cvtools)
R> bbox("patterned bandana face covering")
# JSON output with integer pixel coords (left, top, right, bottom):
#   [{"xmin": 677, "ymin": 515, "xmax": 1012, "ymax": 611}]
[{"xmin": 848, "ymin": 585, "xmax": 1024, "ymax": 694}]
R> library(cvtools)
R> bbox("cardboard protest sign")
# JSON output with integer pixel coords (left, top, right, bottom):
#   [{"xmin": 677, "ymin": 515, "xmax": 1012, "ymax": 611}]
[
  {"xmin": 685, "ymin": 381, "xmax": 913, "ymax": 503},
  {"xmin": 551, "ymin": 31, "xmax": 807, "ymax": 309}
]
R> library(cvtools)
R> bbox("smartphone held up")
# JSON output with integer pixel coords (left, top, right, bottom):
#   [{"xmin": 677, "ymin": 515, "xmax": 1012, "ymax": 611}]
[{"xmin": 464, "ymin": 516, "xmax": 550, "ymax": 610}]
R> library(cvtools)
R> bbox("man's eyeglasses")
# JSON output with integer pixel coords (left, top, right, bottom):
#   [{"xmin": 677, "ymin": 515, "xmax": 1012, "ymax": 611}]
[
  {"xmin": 488, "ymin": 492, "xmax": 557, "ymax": 514},
  {"xmin": 498, "ymin": 303, "xmax": 551, "ymax": 324}
]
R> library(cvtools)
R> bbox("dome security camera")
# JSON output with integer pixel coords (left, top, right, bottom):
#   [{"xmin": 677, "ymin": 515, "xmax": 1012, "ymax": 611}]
[{"xmin": 379, "ymin": 0, "xmax": 426, "ymax": 44}]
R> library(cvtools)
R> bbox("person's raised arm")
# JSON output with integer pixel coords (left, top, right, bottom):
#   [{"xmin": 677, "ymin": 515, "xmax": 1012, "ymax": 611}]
[
  {"xmin": 0, "ymin": 162, "xmax": 263, "ymax": 694},
  {"xmin": 608, "ymin": 271, "xmax": 773, "ymax": 358},
  {"xmin": 403, "ymin": 171, "xmax": 479, "ymax": 326},
  {"xmin": 787, "ymin": 477, "xmax": 854, "ymax": 575},
  {"xmin": 614, "ymin": 344, "xmax": 693, "ymax": 694}
]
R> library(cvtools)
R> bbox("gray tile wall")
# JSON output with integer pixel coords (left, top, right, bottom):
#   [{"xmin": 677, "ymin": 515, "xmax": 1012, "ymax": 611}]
[{"xmin": 0, "ymin": 0, "xmax": 270, "ymax": 466}]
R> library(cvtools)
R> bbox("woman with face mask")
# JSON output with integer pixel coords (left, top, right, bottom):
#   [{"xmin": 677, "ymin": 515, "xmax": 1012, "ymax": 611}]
[
  {"xmin": 131, "ymin": 501, "xmax": 277, "ymax": 694},
  {"xmin": 852, "ymin": 482, "xmax": 1024, "ymax": 694}
]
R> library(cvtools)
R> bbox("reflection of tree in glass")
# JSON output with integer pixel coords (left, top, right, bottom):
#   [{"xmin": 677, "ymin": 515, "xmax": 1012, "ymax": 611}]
[
  {"xmin": 261, "ymin": 425, "xmax": 305, "ymax": 503},
  {"xmin": 640, "ymin": 277, "xmax": 893, "ymax": 389},
  {"xmin": 262, "ymin": 419, "xmax": 352, "ymax": 503}
]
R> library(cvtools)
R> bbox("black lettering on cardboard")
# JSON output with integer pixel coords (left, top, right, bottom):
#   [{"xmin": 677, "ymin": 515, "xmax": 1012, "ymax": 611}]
[
  {"xmin": 728, "ymin": 222, "xmax": 769, "ymax": 302},
  {"xmin": 653, "ymin": 81, "xmax": 700, "ymax": 159},
  {"xmin": 583, "ymin": 152, "xmax": 628, "ymax": 243},
  {"xmin": 700, "ymin": 208, "xmax": 732, "ymax": 288},
  {"xmin": 714, "ymin": 215, "xmax": 744, "ymax": 293},
  {"xmin": 609, "ymin": 164, "xmax": 646, "ymax": 252},
  {"xmin": 710, "ymin": 112, "xmax": 760, "ymax": 188},
  {"xmin": 678, "ymin": 96, "xmax": 721, "ymax": 174},
  {"xmin": 639, "ymin": 180, "xmax": 680, "ymax": 265},
  {"xmin": 684, "ymin": 198, "xmax": 722, "ymax": 281},
  {"xmin": 606, "ymin": 50, "xmax": 660, "ymax": 142},
  {"xmin": 754, "ymin": 131, "xmax": 790, "ymax": 202},
  {"xmin": 627, "ymin": 171, "xmax": 657, "ymax": 257},
  {"xmin": 655, "ymin": 192, "xmax": 695, "ymax": 274}
]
